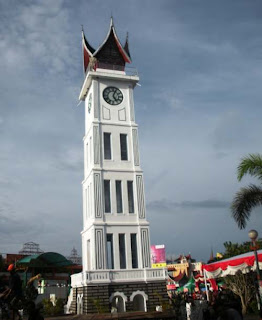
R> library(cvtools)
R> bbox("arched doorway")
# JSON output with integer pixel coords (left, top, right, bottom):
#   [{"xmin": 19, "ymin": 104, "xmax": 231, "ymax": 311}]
[
  {"xmin": 109, "ymin": 292, "xmax": 127, "ymax": 312},
  {"xmin": 130, "ymin": 291, "xmax": 148, "ymax": 312}
]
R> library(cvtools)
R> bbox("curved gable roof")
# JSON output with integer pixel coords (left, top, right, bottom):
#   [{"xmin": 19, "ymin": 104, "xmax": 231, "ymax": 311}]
[
  {"xmin": 82, "ymin": 31, "xmax": 95, "ymax": 56},
  {"xmin": 82, "ymin": 18, "xmax": 131, "ymax": 72},
  {"xmin": 93, "ymin": 18, "xmax": 131, "ymax": 63}
]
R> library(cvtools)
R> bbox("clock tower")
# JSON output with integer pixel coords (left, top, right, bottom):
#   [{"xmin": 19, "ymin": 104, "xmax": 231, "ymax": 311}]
[{"xmin": 70, "ymin": 19, "xmax": 167, "ymax": 314}]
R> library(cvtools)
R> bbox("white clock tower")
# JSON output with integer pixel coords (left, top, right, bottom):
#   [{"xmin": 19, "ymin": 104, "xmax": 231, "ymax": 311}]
[{"xmin": 71, "ymin": 19, "xmax": 167, "ymax": 314}]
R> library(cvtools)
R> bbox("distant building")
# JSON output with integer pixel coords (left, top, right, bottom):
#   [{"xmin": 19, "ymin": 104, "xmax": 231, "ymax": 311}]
[
  {"xmin": 5, "ymin": 242, "xmax": 44, "ymax": 266},
  {"xmin": 67, "ymin": 248, "xmax": 82, "ymax": 265},
  {"xmin": 19, "ymin": 242, "xmax": 44, "ymax": 255},
  {"xmin": 167, "ymin": 254, "xmax": 203, "ymax": 289},
  {"xmin": 6, "ymin": 254, "xmax": 27, "ymax": 266}
]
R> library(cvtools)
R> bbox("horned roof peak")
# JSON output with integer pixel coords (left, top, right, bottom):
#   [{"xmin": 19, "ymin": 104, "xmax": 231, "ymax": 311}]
[{"xmin": 82, "ymin": 19, "xmax": 131, "ymax": 73}]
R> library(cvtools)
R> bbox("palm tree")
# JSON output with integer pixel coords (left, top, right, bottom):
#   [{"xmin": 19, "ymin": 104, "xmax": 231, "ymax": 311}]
[{"xmin": 231, "ymin": 154, "xmax": 262, "ymax": 229}]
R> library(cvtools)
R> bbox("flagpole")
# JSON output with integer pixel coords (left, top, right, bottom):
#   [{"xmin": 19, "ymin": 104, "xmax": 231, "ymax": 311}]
[{"xmin": 203, "ymin": 269, "xmax": 209, "ymax": 301}]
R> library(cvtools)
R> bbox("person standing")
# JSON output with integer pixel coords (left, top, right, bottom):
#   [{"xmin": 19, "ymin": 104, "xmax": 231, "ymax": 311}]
[{"xmin": 5, "ymin": 264, "xmax": 23, "ymax": 320}]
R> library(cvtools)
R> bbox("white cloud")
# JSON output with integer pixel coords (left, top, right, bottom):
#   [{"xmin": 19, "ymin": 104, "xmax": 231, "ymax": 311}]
[{"xmin": 0, "ymin": 0, "xmax": 262, "ymax": 260}]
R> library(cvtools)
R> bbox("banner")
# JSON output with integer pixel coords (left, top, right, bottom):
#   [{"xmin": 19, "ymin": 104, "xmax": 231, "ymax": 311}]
[{"xmin": 151, "ymin": 244, "xmax": 166, "ymax": 268}]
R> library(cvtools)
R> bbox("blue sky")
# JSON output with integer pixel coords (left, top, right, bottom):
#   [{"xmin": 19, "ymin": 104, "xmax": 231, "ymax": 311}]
[{"xmin": 0, "ymin": 0, "xmax": 262, "ymax": 261}]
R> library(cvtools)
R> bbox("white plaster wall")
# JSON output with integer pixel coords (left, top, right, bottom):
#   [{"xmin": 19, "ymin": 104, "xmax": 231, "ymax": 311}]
[{"xmin": 81, "ymin": 72, "xmax": 151, "ymax": 273}]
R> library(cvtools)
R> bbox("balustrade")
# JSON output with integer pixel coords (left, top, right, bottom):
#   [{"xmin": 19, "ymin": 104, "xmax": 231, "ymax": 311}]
[{"xmin": 71, "ymin": 268, "xmax": 166, "ymax": 287}]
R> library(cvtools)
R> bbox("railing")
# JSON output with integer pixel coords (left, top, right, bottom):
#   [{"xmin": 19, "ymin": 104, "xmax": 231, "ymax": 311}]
[
  {"xmin": 71, "ymin": 272, "xmax": 83, "ymax": 285},
  {"xmin": 86, "ymin": 63, "xmax": 138, "ymax": 76},
  {"xmin": 71, "ymin": 268, "xmax": 167, "ymax": 287}
]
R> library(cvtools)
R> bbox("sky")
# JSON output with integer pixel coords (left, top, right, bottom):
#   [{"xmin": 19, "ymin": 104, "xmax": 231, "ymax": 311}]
[{"xmin": 0, "ymin": 0, "xmax": 262, "ymax": 262}]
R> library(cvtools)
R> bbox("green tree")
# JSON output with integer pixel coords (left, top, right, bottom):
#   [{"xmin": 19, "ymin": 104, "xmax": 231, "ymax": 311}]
[
  {"xmin": 222, "ymin": 240, "xmax": 262, "ymax": 259},
  {"xmin": 231, "ymin": 154, "xmax": 262, "ymax": 229}
]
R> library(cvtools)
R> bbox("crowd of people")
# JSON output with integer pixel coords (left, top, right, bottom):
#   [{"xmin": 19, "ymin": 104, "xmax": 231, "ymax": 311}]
[
  {"xmin": 168, "ymin": 289, "xmax": 243, "ymax": 320},
  {"xmin": 0, "ymin": 264, "xmax": 43, "ymax": 320}
]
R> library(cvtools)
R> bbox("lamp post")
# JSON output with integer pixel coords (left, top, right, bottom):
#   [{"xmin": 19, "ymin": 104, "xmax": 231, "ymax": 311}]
[{"xmin": 248, "ymin": 229, "xmax": 262, "ymax": 318}]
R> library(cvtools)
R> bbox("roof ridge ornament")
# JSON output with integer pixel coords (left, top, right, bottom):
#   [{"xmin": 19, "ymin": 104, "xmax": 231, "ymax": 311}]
[{"xmin": 110, "ymin": 15, "xmax": 114, "ymax": 27}]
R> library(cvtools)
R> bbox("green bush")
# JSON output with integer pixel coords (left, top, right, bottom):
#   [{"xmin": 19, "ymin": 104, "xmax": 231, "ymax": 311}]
[
  {"xmin": 247, "ymin": 298, "xmax": 258, "ymax": 314},
  {"xmin": 42, "ymin": 298, "xmax": 64, "ymax": 316},
  {"xmin": 89, "ymin": 298, "xmax": 107, "ymax": 313}
]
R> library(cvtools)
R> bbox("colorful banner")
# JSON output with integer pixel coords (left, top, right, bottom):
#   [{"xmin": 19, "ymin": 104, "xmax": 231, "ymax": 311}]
[
  {"xmin": 167, "ymin": 284, "xmax": 176, "ymax": 290},
  {"xmin": 151, "ymin": 244, "xmax": 166, "ymax": 268}
]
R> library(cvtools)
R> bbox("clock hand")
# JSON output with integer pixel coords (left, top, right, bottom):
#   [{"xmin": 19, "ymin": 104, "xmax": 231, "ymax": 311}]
[{"xmin": 113, "ymin": 91, "xmax": 118, "ymax": 100}]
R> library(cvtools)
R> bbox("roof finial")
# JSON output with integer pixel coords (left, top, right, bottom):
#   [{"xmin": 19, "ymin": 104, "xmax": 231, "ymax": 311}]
[{"xmin": 110, "ymin": 14, "xmax": 114, "ymax": 27}]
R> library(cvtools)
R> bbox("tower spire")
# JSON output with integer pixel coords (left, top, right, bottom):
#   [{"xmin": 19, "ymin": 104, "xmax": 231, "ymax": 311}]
[{"xmin": 110, "ymin": 15, "xmax": 114, "ymax": 27}]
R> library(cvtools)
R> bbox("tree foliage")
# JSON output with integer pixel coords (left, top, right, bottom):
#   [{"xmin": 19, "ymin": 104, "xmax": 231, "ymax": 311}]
[
  {"xmin": 231, "ymin": 153, "xmax": 262, "ymax": 229},
  {"xmin": 222, "ymin": 240, "xmax": 262, "ymax": 259},
  {"xmin": 237, "ymin": 154, "xmax": 262, "ymax": 181}
]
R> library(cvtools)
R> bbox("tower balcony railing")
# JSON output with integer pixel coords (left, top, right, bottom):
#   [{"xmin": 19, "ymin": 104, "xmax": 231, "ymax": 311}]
[
  {"xmin": 71, "ymin": 268, "xmax": 167, "ymax": 287},
  {"xmin": 86, "ymin": 63, "xmax": 138, "ymax": 76}
]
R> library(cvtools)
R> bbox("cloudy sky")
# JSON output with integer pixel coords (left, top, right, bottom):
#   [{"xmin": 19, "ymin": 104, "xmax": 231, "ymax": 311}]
[{"xmin": 0, "ymin": 0, "xmax": 262, "ymax": 262}]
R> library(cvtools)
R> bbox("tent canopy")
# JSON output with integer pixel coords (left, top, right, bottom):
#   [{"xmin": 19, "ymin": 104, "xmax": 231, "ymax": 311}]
[
  {"xmin": 176, "ymin": 277, "xmax": 195, "ymax": 292},
  {"xmin": 203, "ymin": 249, "xmax": 262, "ymax": 279},
  {"xmin": 17, "ymin": 252, "xmax": 74, "ymax": 268}
]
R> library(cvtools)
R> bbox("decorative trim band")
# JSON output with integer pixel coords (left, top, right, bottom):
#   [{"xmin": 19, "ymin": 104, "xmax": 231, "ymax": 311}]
[
  {"xmin": 132, "ymin": 129, "xmax": 140, "ymax": 166},
  {"xmin": 93, "ymin": 80, "xmax": 99, "ymax": 119},
  {"xmin": 93, "ymin": 126, "xmax": 100, "ymax": 164},
  {"xmin": 136, "ymin": 175, "xmax": 145, "ymax": 219},
  {"xmin": 141, "ymin": 228, "xmax": 151, "ymax": 268},
  {"xmin": 94, "ymin": 173, "xmax": 103, "ymax": 218},
  {"xmin": 129, "ymin": 87, "xmax": 135, "ymax": 121},
  {"xmin": 95, "ymin": 228, "xmax": 105, "ymax": 269}
]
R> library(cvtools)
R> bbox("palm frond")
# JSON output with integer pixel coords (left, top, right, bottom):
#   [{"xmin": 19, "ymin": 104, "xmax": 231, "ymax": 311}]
[
  {"xmin": 237, "ymin": 154, "xmax": 262, "ymax": 181},
  {"xmin": 231, "ymin": 184, "xmax": 262, "ymax": 229}
]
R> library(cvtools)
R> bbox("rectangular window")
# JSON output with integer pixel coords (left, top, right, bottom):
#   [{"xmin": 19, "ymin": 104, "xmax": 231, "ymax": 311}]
[
  {"xmin": 104, "ymin": 133, "xmax": 111, "ymax": 160},
  {"xmin": 131, "ymin": 234, "xmax": 138, "ymax": 268},
  {"xmin": 120, "ymin": 134, "xmax": 128, "ymax": 160},
  {"xmin": 116, "ymin": 181, "xmax": 123, "ymax": 213},
  {"xmin": 104, "ymin": 180, "xmax": 111, "ymax": 213},
  {"xmin": 107, "ymin": 234, "xmax": 114, "ymax": 269},
  {"xmin": 119, "ymin": 234, "xmax": 126, "ymax": 269},
  {"xmin": 127, "ymin": 181, "xmax": 134, "ymax": 213}
]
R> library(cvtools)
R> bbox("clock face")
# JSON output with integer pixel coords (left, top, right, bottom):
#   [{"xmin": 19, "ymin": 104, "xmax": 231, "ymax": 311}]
[
  {"xmin": 103, "ymin": 87, "xmax": 123, "ymax": 105},
  {"xmin": 88, "ymin": 93, "xmax": 92, "ymax": 113}
]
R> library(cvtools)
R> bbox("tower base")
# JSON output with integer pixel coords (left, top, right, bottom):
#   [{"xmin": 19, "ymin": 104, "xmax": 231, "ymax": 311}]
[{"xmin": 70, "ymin": 280, "xmax": 168, "ymax": 314}]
